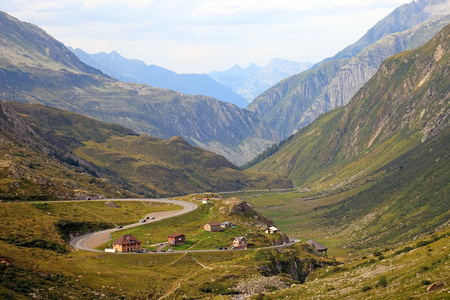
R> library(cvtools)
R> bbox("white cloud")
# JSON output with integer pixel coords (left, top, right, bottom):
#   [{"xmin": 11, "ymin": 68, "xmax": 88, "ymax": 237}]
[{"xmin": 1, "ymin": 0, "xmax": 409, "ymax": 73}]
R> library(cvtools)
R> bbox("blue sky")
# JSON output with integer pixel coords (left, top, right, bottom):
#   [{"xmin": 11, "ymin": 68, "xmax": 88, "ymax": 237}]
[{"xmin": 2, "ymin": 0, "xmax": 408, "ymax": 73}]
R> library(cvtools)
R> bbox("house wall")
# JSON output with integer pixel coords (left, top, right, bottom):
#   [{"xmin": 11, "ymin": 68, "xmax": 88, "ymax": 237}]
[
  {"xmin": 204, "ymin": 224, "xmax": 221, "ymax": 232},
  {"xmin": 113, "ymin": 243, "xmax": 142, "ymax": 252}
]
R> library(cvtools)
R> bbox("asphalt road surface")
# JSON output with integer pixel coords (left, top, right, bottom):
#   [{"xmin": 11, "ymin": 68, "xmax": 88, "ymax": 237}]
[
  {"xmin": 69, "ymin": 198, "xmax": 300, "ymax": 254},
  {"xmin": 69, "ymin": 198, "xmax": 198, "ymax": 252}
]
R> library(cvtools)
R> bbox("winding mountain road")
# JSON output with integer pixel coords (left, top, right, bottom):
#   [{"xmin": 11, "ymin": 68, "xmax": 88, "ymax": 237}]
[{"xmin": 69, "ymin": 198, "xmax": 198, "ymax": 252}]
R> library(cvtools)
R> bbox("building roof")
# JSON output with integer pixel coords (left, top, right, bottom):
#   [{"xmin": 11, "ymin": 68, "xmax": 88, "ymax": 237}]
[
  {"xmin": 113, "ymin": 234, "xmax": 142, "ymax": 245},
  {"xmin": 168, "ymin": 233, "xmax": 185, "ymax": 238},
  {"xmin": 206, "ymin": 222, "xmax": 221, "ymax": 226},
  {"xmin": 306, "ymin": 239, "xmax": 328, "ymax": 251},
  {"xmin": 234, "ymin": 236, "xmax": 247, "ymax": 242},
  {"xmin": 268, "ymin": 226, "xmax": 279, "ymax": 231}
]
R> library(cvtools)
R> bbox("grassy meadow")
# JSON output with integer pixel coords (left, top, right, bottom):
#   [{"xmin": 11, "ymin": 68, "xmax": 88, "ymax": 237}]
[{"xmin": 100, "ymin": 198, "xmax": 288, "ymax": 252}]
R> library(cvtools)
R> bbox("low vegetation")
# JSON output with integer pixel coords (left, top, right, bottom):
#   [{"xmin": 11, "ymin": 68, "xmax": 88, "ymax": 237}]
[
  {"xmin": 101, "ymin": 194, "xmax": 289, "ymax": 251},
  {"xmin": 0, "ymin": 197, "xmax": 336, "ymax": 299}
]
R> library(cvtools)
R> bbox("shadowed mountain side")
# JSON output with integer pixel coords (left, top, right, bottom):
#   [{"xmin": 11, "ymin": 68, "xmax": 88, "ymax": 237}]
[
  {"xmin": 0, "ymin": 101, "xmax": 292, "ymax": 199},
  {"xmin": 0, "ymin": 11, "xmax": 278, "ymax": 166}
]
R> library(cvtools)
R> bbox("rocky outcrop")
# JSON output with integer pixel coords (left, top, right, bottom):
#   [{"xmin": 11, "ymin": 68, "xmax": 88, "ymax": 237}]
[
  {"xmin": 256, "ymin": 248, "xmax": 335, "ymax": 282},
  {"xmin": 225, "ymin": 198, "xmax": 274, "ymax": 229}
]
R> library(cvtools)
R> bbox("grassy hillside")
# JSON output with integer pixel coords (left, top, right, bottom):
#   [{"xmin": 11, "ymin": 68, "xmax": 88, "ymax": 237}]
[
  {"xmin": 0, "ymin": 197, "xmax": 337, "ymax": 299},
  {"xmin": 251, "ymin": 23, "xmax": 450, "ymax": 190},
  {"xmin": 228, "ymin": 127, "xmax": 449, "ymax": 255},
  {"xmin": 0, "ymin": 101, "xmax": 292, "ymax": 200},
  {"xmin": 239, "ymin": 25, "xmax": 450, "ymax": 256},
  {"xmin": 259, "ymin": 229, "xmax": 450, "ymax": 299},
  {"xmin": 99, "ymin": 195, "xmax": 288, "ymax": 252},
  {"xmin": 0, "ymin": 197, "xmax": 447, "ymax": 299}
]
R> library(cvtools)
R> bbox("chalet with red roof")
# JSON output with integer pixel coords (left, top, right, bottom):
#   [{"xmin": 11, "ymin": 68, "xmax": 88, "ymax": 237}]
[{"xmin": 112, "ymin": 234, "xmax": 142, "ymax": 253}]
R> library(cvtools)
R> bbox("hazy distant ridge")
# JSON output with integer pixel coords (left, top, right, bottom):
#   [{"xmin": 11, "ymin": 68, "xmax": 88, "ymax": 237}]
[
  {"xmin": 71, "ymin": 48, "xmax": 249, "ymax": 108},
  {"xmin": 208, "ymin": 59, "xmax": 313, "ymax": 103}
]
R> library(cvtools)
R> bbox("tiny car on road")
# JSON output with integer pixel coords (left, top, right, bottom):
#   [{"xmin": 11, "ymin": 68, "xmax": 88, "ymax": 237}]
[
  {"xmin": 151, "ymin": 217, "xmax": 155, "ymax": 220},
  {"xmin": 161, "ymin": 249, "xmax": 165, "ymax": 252},
  {"xmin": 117, "ymin": 226, "xmax": 123, "ymax": 229},
  {"xmin": 168, "ymin": 249, "xmax": 173, "ymax": 252}
]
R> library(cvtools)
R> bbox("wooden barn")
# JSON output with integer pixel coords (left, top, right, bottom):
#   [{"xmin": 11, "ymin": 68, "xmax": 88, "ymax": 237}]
[
  {"xmin": 204, "ymin": 222, "xmax": 221, "ymax": 232},
  {"xmin": 168, "ymin": 233, "xmax": 185, "ymax": 245}
]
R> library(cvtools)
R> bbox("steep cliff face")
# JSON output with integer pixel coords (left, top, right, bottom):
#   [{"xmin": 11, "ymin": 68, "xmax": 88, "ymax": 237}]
[
  {"xmin": 251, "ymin": 23, "xmax": 450, "ymax": 188},
  {"xmin": 247, "ymin": 1, "xmax": 450, "ymax": 138}
]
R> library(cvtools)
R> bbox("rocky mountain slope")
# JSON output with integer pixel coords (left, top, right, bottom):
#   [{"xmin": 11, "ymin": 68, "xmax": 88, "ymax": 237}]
[
  {"xmin": 251, "ymin": 22, "xmax": 449, "ymax": 199},
  {"xmin": 244, "ymin": 24, "xmax": 449, "ymax": 260},
  {"xmin": 0, "ymin": 101, "xmax": 137, "ymax": 200},
  {"xmin": 0, "ymin": 11, "xmax": 278, "ymax": 165},
  {"xmin": 70, "ymin": 48, "xmax": 249, "ymax": 108},
  {"xmin": 0, "ymin": 101, "xmax": 292, "ymax": 200},
  {"xmin": 247, "ymin": 0, "xmax": 450, "ymax": 138},
  {"xmin": 209, "ymin": 59, "xmax": 312, "ymax": 103}
]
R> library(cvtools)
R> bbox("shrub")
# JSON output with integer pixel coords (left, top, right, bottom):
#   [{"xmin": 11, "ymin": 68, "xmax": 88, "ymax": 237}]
[
  {"xmin": 376, "ymin": 276, "xmax": 388, "ymax": 287},
  {"xmin": 377, "ymin": 255, "xmax": 385, "ymax": 261},
  {"xmin": 373, "ymin": 250, "xmax": 382, "ymax": 257},
  {"xmin": 393, "ymin": 246, "xmax": 414, "ymax": 256},
  {"xmin": 3, "ymin": 235, "xmax": 67, "ymax": 253},
  {"xmin": 362, "ymin": 286, "xmax": 372, "ymax": 292},
  {"xmin": 32, "ymin": 202, "xmax": 49, "ymax": 210},
  {"xmin": 421, "ymin": 279, "xmax": 431, "ymax": 286},
  {"xmin": 54, "ymin": 220, "xmax": 110, "ymax": 241}
]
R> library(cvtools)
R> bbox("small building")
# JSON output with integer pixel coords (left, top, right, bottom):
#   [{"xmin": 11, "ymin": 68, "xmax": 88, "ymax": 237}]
[
  {"xmin": 264, "ymin": 226, "xmax": 279, "ymax": 234},
  {"xmin": 113, "ymin": 234, "xmax": 142, "ymax": 253},
  {"xmin": 202, "ymin": 198, "xmax": 210, "ymax": 204},
  {"xmin": 306, "ymin": 239, "xmax": 328, "ymax": 256},
  {"xmin": 105, "ymin": 248, "xmax": 116, "ymax": 253},
  {"xmin": 204, "ymin": 222, "xmax": 221, "ymax": 232},
  {"xmin": 221, "ymin": 221, "xmax": 232, "ymax": 228},
  {"xmin": 168, "ymin": 233, "xmax": 185, "ymax": 245},
  {"xmin": 233, "ymin": 236, "xmax": 247, "ymax": 249}
]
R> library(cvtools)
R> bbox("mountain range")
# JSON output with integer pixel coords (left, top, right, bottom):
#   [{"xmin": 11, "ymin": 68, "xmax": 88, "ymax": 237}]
[
  {"xmin": 0, "ymin": 11, "xmax": 279, "ymax": 166},
  {"xmin": 0, "ymin": 3, "xmax": 449, "ymax": 299},
  {"xmin": 69, "ymin": 48, "xmax": 249, "ymax": 108},
  {"xmin": 247, "ymin": 0, "xmax": 450, "ymax": 139},
  {"xmin": 250, "ymin": 22, "xmax": 450, "ymax": 247},
  {"xmin": 0, "ymin": 100, "xmax": 292, "ymax": 200},
  {"xmin": 208, "ymin": 59, "xmax": 313, "ymax": 102}
]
